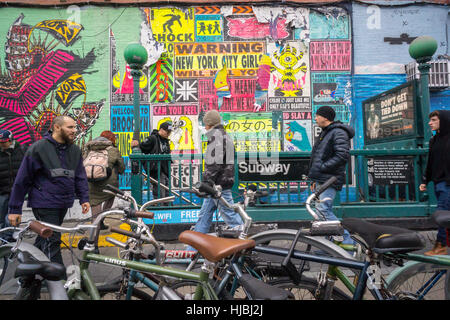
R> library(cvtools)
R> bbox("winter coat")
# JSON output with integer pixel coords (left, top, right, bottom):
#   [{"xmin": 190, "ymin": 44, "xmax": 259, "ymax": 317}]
[
  {"xmin": 0, "ymin": 140, "xmax": 26, "ymax": 195},
  {"xmin": 308, "ymin": 121, "xmax": 355, "ymax": 191},
  {"xmin": 203, "ymin": 124, "xmax": 235, "ymax": 190},
  {"xmin": 83, "ymin": 137, "xmax": 125, "ymax": 207},
  {"xmin": 8, "ymin": 133, "xmax": 89, "ymax": 215},
  {"xmin": 423, "ymin": 110, "xmax": 450, "ymax": 186},
  {"xmin": 139, "ymin": 129, "xmax": 171, "ymax": 177}
]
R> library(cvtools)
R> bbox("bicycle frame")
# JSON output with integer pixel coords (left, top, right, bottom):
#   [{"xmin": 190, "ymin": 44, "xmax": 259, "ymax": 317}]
[
  {"xmin": 69, "ymin": 250, "xmax": 218, "ymax": 300},
  {"xmin": 253, "ymin": 244, "xmax": 385, "ymax": 300}
]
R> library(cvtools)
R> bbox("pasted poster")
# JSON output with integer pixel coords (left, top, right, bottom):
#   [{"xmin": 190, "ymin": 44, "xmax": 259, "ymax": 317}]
[
  {"xmin": 267, "ymin": 41, "xmax": 310, "ymax": 98},
  {"xmin": 283, "ymin": 112, "xmax": 312, "ymax": 152},
  {"xmin": 195, "ymin": 14, "xmax": 223, "ymax": 42},
  {"xmin": 111, "ymin": 105, "xmax": 150, "ymax": 189},
  {"xmin": 152, "ymin": 104, "xmax": 200, "ymax": 154},
  {"xmin": 310, "ymin": 41, "xmax": 351, "ymax": 71},
  {"xmin": 223, "ymin": 15, "xmax": 293, "ymax": 41},
  {"xmin": 144, "ymin": 7, "xmax": 195, "ymax": 58},
  {"xmin": 198, "ymin": 78, "xmax": 265, "ymax": 112},
  {"xmin": 363, "ymin": 82, "xmax": 416, "ymax": 144},
  {"xmin": 218, "ymin": 112, "xmax": 282, "ymax": 152},
  {"xmin": 308, "ymin": 8, "xmax": 350, "ymax": 40},
  {"xmin": 174, "ymin": 42, "xmax": 265, "ymax": 78}
]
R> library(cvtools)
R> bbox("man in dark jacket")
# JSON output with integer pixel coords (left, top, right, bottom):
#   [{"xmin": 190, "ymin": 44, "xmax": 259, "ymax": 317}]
[
  {"xmin": 0, "ymin": 130, "xmax": 26, "ymax": 238},
  {"xmin": 132, "ymin": 122, "xmax": 172, "ymax": 199},
  {"xmin": 419, "ymin": 110, "xmax": 450, "ymax": 256},
  {"xmin": 8, "ymin": 116, "xmax": 90, "ymax": 265},
  {"xmin": 191, "ymin": 110, "xmax": 243, "ymax": 237},
  {"xmin": 308, "ymin": 106, "xmax": 355, "ymax": 244}
]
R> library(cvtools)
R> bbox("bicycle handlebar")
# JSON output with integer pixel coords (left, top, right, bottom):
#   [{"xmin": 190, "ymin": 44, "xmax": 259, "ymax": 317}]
[
  {"xmin": 29, "ymin": 220, "xmax": 53, "ymax": 239},
  {"xmin": 314, "ymin": 176, "xmax": 337, "ymax": 197}
]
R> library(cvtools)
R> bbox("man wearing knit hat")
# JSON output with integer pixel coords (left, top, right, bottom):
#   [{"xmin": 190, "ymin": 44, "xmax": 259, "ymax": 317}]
[
  {"xmin": 189, "ymin": 110, "xmax": 243, "ymax": 242},
  {"xmin": 308, "ymin": 106, "xmax": 355, "ymax": 244}
]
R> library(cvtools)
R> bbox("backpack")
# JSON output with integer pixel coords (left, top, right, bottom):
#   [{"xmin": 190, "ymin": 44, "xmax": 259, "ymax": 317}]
[{"xmin": 83, "ymin": 147, "xmax": 112, "ymax": 182}]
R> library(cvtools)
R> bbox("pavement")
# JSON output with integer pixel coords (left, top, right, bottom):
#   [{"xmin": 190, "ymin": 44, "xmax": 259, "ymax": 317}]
[{"xmin": 0, "ymin": 218, "xmax": 447, "ymax": 300}]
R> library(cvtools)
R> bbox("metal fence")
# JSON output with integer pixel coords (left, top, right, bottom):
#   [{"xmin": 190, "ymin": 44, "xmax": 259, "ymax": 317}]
[{"xmin": 129, "ymin": 147, "xmax": 436, "ymax": 222}]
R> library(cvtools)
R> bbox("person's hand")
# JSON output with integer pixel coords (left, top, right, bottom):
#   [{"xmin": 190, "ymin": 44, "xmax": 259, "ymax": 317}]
[
  {"xmin": 310, "ymin": 182, "xmax": 316, "ymax": 192},
  {"xmin": 419, "ymin": 184, "xmax": 427, "ymax": 192},
  {"xmin": 131, "ymin": 140, "xmax": 139, "ymax": 148},
  {"xmin": 8, "ymin": 214, "xmax": 21, "ymax": 227},
  {"xmin": 81, "ymin": 202, "xmax": 91, "ymax": 214}
]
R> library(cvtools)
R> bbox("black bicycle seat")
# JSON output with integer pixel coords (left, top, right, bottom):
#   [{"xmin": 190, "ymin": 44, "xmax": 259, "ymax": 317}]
[
  {"xmin": 342, "ymin": 218, "xmax": 424, "ymax": 254},
  {"xmin": 14, "ymin": 251, "xmax": 66, "ymax": 281}
]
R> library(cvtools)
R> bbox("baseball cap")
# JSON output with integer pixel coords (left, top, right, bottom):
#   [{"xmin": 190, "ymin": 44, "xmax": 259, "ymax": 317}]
[
  {"xmin": 0, "ymin": 129, "xmax": 12, "ymax": 142},
  {"xmin": 160, "ymin": 122, "xmax": 173, "ymax": 132}
]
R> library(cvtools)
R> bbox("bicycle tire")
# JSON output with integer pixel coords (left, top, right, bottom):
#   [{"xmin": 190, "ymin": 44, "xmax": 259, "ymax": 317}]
[
  {"xmin": 267, "ymin": 276, "xmax": 351, "ymax": 300},
  {"xmin": 249, "ymin": 229, "xmax": 358, "ymax": 274},
  {"xmin": 385, "ymin": 259, "xmax": 450, "ymax": 300}
]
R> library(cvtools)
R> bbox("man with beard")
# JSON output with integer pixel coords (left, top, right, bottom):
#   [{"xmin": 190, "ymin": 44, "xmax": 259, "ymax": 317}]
[{"xmin": 8, "ymin": 116, "xmax": 90, "ymax": 266}]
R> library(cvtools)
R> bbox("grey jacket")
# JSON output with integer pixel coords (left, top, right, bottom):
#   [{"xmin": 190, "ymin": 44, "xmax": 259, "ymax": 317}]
[{"xmin": 203, "ymin": 124, "xmax": 235, "ymax": 190}]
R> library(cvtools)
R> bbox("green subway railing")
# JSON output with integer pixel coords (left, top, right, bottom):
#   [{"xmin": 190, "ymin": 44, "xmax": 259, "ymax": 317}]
[{"xmin": 129, "ymin": 147, "xmax": 436, "ymax": 222}]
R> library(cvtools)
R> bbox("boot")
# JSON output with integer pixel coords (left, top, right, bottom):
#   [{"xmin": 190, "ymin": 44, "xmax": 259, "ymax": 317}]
[{"xmin": 424, "ymin": 242, "xmax": 447, "ymax": 256}]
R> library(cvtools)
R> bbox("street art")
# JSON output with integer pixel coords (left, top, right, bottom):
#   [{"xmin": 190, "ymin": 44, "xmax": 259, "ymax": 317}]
[{"xmin": 0, "ymin": 13, "xmax": 103, "ymax": 147}]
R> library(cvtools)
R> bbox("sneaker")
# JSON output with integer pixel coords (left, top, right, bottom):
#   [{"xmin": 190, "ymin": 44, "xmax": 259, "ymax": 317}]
[{"xmin": 424, "ymin": 242, "xmax": 448, "ymax": 256}]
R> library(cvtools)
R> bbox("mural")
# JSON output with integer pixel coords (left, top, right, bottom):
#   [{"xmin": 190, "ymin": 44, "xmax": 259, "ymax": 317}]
[
  {"xmin": 0, "ymin": 13, "xmax": 104, "ymax": 147},
  {"xmin": 1, "ymin": 3, "xmax": 447, "ymax": 216}
]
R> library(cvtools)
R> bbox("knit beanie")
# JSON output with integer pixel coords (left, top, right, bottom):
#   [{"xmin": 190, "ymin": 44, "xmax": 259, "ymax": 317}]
[
  {"xmin": 203, "ymin": 109, "xmax": 221, "ymax": 127},
  {"xmin": 315, "ymin": 106, "xmax": 336, "ymax": 121}
]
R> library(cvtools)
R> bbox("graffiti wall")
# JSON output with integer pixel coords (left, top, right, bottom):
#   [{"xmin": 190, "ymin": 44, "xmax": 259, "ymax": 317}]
[{"xmin": 0, "ymin": 3, "xmax": 448, "ymax": 207}]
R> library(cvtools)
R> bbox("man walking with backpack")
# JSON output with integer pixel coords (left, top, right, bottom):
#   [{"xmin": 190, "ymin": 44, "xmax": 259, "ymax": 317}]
[
  {"xmin": 7, "ymin": 116, "xmax": 90, "ymax": 265},
  {"xmin": 83, "ymin": 130, "xmax": 125, "ymax": 229}
]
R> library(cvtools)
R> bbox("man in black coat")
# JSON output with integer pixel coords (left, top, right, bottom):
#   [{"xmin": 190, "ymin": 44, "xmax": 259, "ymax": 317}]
[
  {"xmin": 419, "ymin": 110, "xmax": 450, "ymax": 256},
  {"xmin": 132, "ymin": 122, "xmax": 172, "ymax": 199},
  {"xmin": 308, "ymin": 106, "xmax": 355, "ymax": 244},
  {"xmin": 0, "ymin": 130, "xmax": 26, "ymax": 237}
]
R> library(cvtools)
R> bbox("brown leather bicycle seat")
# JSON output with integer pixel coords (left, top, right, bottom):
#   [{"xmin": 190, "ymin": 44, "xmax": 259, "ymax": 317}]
[{"xmin": 179, "ymin": 230, "xmax": 255, "ymax": 262}]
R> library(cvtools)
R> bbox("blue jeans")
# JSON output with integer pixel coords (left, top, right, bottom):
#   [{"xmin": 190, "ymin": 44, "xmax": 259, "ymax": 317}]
[
  {"xmin": 187, "ymin": 189, "xmax": 243, "ymax": 251},
  {"xmin": 315, "ymin": 183, "xmax": 353, "ymax": 244},
  {"xmin": 435, "ymin": 182, "xmax": 450, "ymax": 245}
]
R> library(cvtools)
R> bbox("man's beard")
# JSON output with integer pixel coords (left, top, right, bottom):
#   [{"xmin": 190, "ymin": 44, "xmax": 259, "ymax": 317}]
[{"xmin": 60, "ymin": 130, "xmax": 75, "ymax": 144}]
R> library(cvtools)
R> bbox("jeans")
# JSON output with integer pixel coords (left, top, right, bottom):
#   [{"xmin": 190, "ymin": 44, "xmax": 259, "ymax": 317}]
[
  {"xmin": 187, "ymin": 189, "xmax": 243, "ymax": 251},
  {"xmin": 435, "ymin": 182, "xmax": 450, "ymax": 245},
  {"xmin": 152, "ymin": 172, "xmax": 169, "ymax": 200},
  {"xmin": 315, "ymin": 183, "xmax": 353, "ymax": 244},
  {"xmin": 32, "ymin": 208, "xmax": 68, "ymax": 266}
]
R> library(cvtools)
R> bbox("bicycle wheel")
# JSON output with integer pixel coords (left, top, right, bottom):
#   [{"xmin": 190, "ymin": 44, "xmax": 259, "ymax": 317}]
[
  {"xmin": 386, "ymin": 260, "xmax": 450, "ymax": 300},
  {"xmin": 98, "ymin": 285, "xmax": 154, "ymax": 300},
  {"xmin": 268, "ymin": 276, "xmax": 351, "ymax": 300}
]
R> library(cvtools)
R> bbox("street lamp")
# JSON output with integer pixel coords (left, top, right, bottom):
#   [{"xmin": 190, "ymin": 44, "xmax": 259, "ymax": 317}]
[
  {"xmin": 124, "ymin": 42, "xmax": 148, "ymax": 153},
  {"xmin": 408, "ymin": 35, "xmax": 437, "ymax": 147}
]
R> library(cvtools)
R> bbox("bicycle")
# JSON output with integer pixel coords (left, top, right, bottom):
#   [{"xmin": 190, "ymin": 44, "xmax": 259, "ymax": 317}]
[
  {"xmin": 97, "ymin": 183, "xmax": 291, "ymax": 300},
  {"xmin": 0, "ymin": 221, "xmax": 68, "ymax": 300},
  {"xmin": 248, "ymin": 176, "xmax": 450, "ymax": 299}
]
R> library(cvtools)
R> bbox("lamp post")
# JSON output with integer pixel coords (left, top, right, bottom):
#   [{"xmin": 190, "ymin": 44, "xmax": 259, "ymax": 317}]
[
  {"xmin": 124, "ymin": 43, "xmax": 148, "ymax": 205},
  {"xmin": 408, "ymin": 36, "xmax": 437, "ymax": 147},
  {"xmin": 124, "ymin": 43, "xmax": 148, "ymax": 153}
]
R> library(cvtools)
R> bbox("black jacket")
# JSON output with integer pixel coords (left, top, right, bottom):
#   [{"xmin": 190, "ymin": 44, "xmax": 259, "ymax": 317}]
[
  {"xmin": 0, "ymin": 141, "xmax": 26, "ymax": 195},
  {"xmin": 423, "ymin": 110, "xmax": 450, "ymax": 186},
  {"xmin": 203, "ymin": 124, "xmax": 235, "ymax": 190},
  {"xmin": 139, "ymin": 129, "xmax": 171, "ymax": 176},
  {"xmin": 308, "ymin": 121, "xmax": 355, "ymax": 191}
]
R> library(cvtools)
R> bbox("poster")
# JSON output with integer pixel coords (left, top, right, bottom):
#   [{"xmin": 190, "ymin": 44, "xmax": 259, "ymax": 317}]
[
  {"xmin": 283, "ymin": 112, "xmax": 313, "ymax": 152},
  {"xmin": 363, "ymin": 82, "xmax": 416, "ymax": 144}
]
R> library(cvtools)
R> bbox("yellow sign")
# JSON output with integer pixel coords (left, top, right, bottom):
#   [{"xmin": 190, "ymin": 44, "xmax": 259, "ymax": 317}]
[
  {"xmin": 149, "ymin": 8, "xmax": 195, "ymax": 43},
  {"xmin": 33, "ymin": 20, "xmax": 83, "ymax": 46}
]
